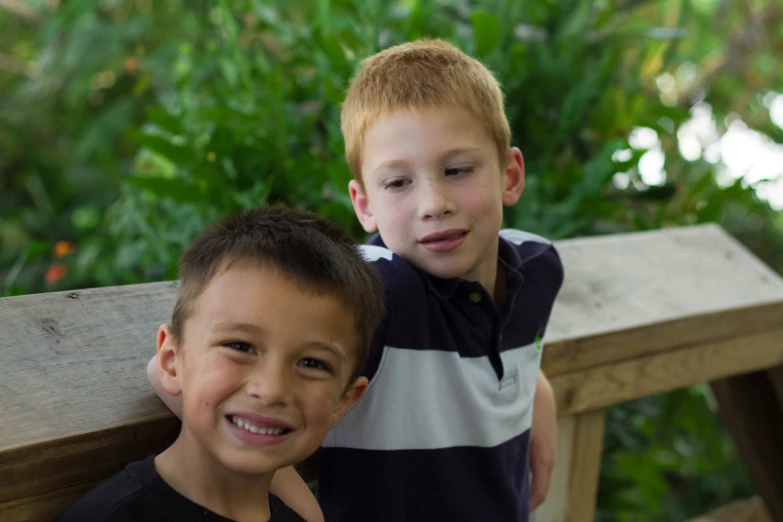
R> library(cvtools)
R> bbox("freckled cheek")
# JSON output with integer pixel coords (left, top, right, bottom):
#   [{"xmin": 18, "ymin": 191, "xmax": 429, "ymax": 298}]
[{"xmin": 185, "ymin": 365, "xmax": 244, "ymax": 421}]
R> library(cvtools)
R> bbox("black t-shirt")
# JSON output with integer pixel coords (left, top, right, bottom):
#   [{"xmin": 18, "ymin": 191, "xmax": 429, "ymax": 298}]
[{"xmin": 57, "ymin": 456, "xmax": 306, "ymax": 522}]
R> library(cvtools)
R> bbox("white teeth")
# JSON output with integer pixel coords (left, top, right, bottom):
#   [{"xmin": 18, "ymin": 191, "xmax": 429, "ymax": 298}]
[{"xmin": 230, "ymin": 416, "xmax": 286, "ymax": 436}]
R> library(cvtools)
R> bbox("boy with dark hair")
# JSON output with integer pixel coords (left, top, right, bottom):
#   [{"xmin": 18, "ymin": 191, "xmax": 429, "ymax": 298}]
[{"xmin": 59, "ymin": 207, "xmax": 384, "ymax": 522}]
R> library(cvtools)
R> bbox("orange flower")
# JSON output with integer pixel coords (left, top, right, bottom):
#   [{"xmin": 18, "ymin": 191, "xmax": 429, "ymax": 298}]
[
  {"xmin": 46, "ymin": 263, "xmax": 69, "ymax": 285},
  {"xmin": 53, "ymin": 241, "xmax": 76, "ymax": 258},
  {"xmin": 124, "ymin": 57, "xmax": 139, "ymax": 74}
]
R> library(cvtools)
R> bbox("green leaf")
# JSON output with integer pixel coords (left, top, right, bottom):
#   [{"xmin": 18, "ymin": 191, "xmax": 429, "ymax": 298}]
[
  {"xmin": 321, "ymin": 34, "xmax": 348, "ymax": 72},
  {"xmin": 471, "ymin": 11, "xmax": 501, "ymax": 59},
  {"xmin": 145, "ymin": 107, "xmax": 183, "ymax": 135},
  {"xmin": 25, "ymin": 241, "xmax": 50, "ymax": 260},
  {"xmin": 71, "ymin": 207, "xmax": 101, "ymax": 231},
  {"xmin": 128, "ymin": 175, "xmax": 207, "ymax": 204},
  {"xmin": 128, "ymin": 130, "xmax": 192, "ymax": 165},
  {"xmin": 220, "ymin": 57, "xmax": 239, "ymax": 87}
]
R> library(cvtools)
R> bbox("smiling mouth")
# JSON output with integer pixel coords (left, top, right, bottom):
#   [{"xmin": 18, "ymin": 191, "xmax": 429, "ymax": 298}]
[
  {"xmin": 420, "ymin": 231, "xmax": 468, "ymax": 243},
  {"xmin": 227, "ymin": 415, "xmax": 292, "ymax": 436}
]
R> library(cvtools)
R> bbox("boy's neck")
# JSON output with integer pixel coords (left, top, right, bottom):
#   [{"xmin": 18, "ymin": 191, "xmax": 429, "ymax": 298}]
[
  {"xmin": 155, "ymin": 431, "xmax": 275, "ymax": 522},
  {"xmin": 493, "ymin": 261, "xmax": 508, "ymax": 311}
]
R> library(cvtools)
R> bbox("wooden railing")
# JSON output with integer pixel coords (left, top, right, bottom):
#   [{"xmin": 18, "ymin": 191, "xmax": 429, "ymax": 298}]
[{"xmin": 1, "ymin": 224, "xmax": 782, "ymax": 522}]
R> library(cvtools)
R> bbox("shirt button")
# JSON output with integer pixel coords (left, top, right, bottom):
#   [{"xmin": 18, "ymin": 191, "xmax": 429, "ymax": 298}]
[{"xmin": 468, "ymin": 292, "xmax": 482, "ymax": 303}]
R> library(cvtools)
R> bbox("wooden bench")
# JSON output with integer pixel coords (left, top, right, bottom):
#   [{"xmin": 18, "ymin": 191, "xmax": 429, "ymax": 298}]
[{"xmin": 2, "ymin": 224, "xmax": 782, "ymax": 522}]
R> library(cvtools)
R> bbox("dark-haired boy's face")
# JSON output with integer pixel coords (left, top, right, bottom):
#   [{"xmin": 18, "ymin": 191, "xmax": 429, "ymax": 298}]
[{"xmin": 157, "ymin": 264, "xmax": 366, "ymax": 476}]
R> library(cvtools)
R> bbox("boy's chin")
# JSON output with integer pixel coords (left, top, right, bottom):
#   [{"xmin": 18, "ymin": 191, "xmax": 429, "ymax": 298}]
[
  {"xmin": 409, "ymin": 257, "xmax": 474, "ymax": 280},
  {"xmin": 215, "ymin": 450, "xmax": 297, "ymax": 476}
]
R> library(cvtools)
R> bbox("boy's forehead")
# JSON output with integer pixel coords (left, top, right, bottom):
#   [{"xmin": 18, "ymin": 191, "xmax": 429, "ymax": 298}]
[
  {"xmin": 186, "ymin": 265, "xmax": 360, "ymax": 346},
  {"xmin": 362, "ymin": 107, "xmax": 497, "ymax": 167}
]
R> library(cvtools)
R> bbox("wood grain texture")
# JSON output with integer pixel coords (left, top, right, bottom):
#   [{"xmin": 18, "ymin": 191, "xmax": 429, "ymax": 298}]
[
  {"xmin": 550, "ymin": 327, "xmax": 783, "ymax": 416},
  {"xmin": 711, "ymin": 372, "xmax": 783, "ymax": 522},
  {"xmin": 533, "ymin": 415, "xmax": 576, "ymax": 522},
  {"xmin": 565, "ymin": 409, "xmax": 606, "ymax": 522},
  {"xmin": 0, "ymin": 481, "xmax": 101, "ymax": 522},
  {"xmin": 543, "ymin": 224, "xmax": 783, "ymax": 377}
]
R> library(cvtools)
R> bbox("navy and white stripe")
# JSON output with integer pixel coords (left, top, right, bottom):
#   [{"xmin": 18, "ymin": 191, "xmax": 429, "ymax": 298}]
[{"xmin": 319, "ymin": 229, "xmax": 564, "ymax": 522}]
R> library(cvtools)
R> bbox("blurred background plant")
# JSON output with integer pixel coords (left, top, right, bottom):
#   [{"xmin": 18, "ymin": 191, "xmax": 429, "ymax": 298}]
[{"xmin": 2, "ymin": 0, "xmax": 781, "ymax": 519}]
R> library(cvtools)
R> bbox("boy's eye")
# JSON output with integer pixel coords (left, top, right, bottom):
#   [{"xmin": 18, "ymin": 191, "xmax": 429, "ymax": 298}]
[
  {"xmin": 384, "ymin": 178, "xmax": 410, "ymax": 190},
  {"xmin": 445, "ymin": 166, "xmax": 474, "ymax": 177},
  {"xmin": 298, "ymin": 358, "xmax": 331, "ymax": 373},
  {"xmin": 224, "ymin": 341, "xmax": 255, "ymax": 354}
]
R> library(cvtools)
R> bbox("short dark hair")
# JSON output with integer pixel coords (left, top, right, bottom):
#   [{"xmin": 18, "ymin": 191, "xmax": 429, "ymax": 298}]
[{"xmin": 170, "ymin": 206, "xmax": 385, "ymax": 384}]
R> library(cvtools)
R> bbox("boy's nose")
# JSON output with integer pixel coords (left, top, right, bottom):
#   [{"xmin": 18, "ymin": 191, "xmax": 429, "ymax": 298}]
[
  {"xmin": 418, "ymin": 180, "xmax": 456, "ymax": 220},
  {"xmin": 247, "ymin": 363, "xmax": 291, "ymax": 406}
]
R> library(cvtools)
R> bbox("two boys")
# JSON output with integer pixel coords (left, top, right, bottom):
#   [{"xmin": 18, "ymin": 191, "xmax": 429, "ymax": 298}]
[{"xmin": 63, "ymin": 37, "xmax": 563, "ymax": 522}]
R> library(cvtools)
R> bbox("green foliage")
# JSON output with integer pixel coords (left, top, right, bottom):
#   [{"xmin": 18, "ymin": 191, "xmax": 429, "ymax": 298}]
[{"xmin": 2, "ymin": 0, "xmax": 782, "ymax": 519}]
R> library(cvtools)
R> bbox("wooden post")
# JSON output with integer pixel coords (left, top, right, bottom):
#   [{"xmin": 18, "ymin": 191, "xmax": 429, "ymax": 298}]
[
  {"xmin": 710, "ymin": 368, "xmax": 783, "ymax": 522},
  {"xmin": 535, "ymin": 410, "xmax": 606, "ymax": 522}
]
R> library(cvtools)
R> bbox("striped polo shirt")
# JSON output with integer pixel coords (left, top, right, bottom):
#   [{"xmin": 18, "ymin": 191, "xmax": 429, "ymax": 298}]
[{"xmin": 318, "ymin": 229, "xmax": 564, "ymax": 522}]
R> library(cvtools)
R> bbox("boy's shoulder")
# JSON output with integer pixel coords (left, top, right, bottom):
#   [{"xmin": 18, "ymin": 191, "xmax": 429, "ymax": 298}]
[
  {"xmin": 499, "ymin": 228, "xmax": 563, "ymax": 277},
  {"xmin": 56, "ymin": 457, "xmax": 153, "ymax": 522},
  {"xmin": 58, "ymin": 456, "xmax": 306, "ymax": 522}
]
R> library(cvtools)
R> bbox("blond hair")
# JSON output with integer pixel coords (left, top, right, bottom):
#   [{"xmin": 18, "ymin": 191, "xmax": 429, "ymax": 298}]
[{"xmin": 341, "ymin": 38, "xmax": 511, "ymax": 183}]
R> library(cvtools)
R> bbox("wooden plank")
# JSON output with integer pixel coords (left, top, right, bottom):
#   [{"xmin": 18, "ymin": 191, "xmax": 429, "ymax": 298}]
[
  {"xmin": 0, "ymin": 283, "xmax": 178, "ymax": 449},
  {"xmin": 0, "ymin": 481, "xmax": 101, "ymax": 522},
  {"xmin": 564, "ymin": 409, "xmax": 606, "ymax": 522},
  {"xmin": 687, "ymin": 497, "xmax": 771, "ymax": 522},
  {"xmin": 711, "ymin": 372, "xmax": 783, "ymax": 522},
  {"xmin": 0, "ymin": 418, "xmax": 179, "ymax": 504},
  {"xmin": 550, "ymin": 327, "xmax": 783, "ymax": 416},
  {"xmin": 543, "ymin": 224, "xmax": 783, "ymax": 377},
  {"xmin": 767, "ymin": 365, "xmax": 783, "ymax": 406},
  {"xmin": 532, "ymin": 415, "xmax": 575, "ymax": 522}
]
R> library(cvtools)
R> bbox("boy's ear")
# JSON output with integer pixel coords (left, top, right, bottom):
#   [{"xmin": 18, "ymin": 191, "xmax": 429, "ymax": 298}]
[
  {"xmin": 348, "ymin": 180, "xmax": 378, "ymax": 233},
  {"xmin": 330, "ymin": 376, "xmax": 368, "ymax": 429},
  {"xmin": 502, "ymin": 147, "xmax": 525, "ymax": 207},
  {"xmin": 157, "ymin": 324, "xmax": 183, "ymax": 397}
]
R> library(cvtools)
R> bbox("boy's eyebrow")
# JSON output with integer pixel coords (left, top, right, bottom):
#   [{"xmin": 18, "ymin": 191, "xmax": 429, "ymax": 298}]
[
  {"xmin": 371, "ymin": 157, "xmax": 410, "ymax": 174},
  {"xmin": 440, "ymin": 146, "xmax": 481, "ymax": 159},
  {"xmin": 304, "ymin": 341, "xmax": 347, "ymax": 361},
  {"xmin": 214, "ymin": 322, "xmax": 264, "ymax": 335},
  {"xmin": 372, "ymin": 147, "xmax": 482, "ymax": 174},
  {"xmin": 213, "ymin": 323, "xmax": 347, "ymax": 359}
]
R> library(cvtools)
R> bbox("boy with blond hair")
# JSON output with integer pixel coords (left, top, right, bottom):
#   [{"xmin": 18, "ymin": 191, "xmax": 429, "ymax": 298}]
[{"xmin": 315, "ymin": 39, "xmax": 564, "ymax": 521}]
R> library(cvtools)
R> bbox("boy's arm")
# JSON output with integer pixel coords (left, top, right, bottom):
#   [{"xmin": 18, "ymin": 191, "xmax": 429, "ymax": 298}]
[
  {"xmin": 530, "ymin": 369, "xmax": 557, "ymax": 510},
  {"xmin": 270, "ymin": 466, "xmax": 324, "ymax": 522},
  {"xmin": 145, "ymin": 355, "xmax": 324, "ymax": 522}
]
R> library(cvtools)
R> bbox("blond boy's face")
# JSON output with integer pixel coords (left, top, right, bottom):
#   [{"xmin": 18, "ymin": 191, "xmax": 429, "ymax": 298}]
[
  {"xmin": 157, "ymin": 264, "xmax": 366, "ymax": 476},
  {"xmin": 350, "ymin": 107, "xmax": 524, "ymax": 291}
]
